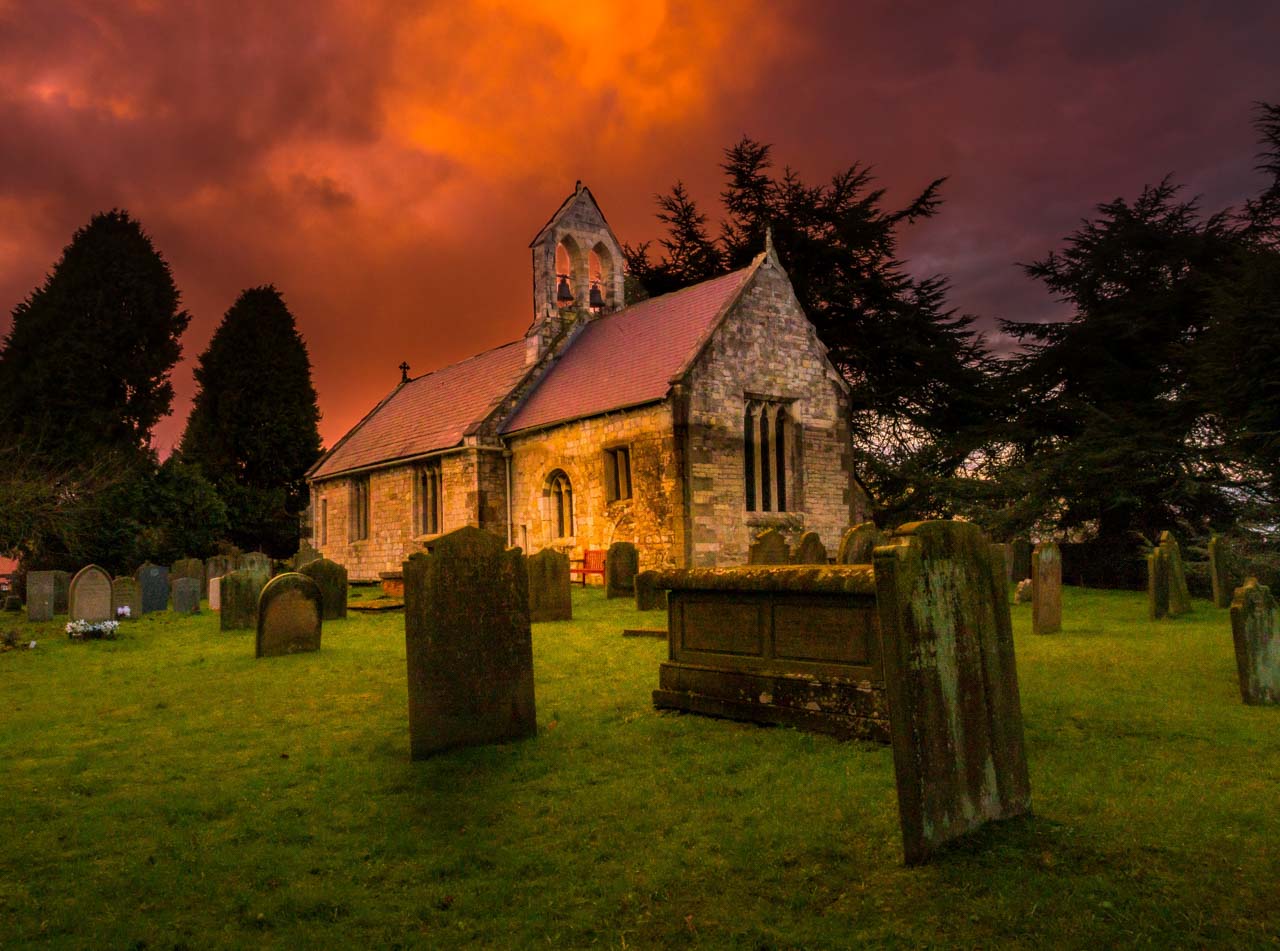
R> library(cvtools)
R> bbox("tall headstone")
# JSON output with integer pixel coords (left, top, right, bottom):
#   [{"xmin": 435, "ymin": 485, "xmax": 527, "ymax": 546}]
[
  {"xmin": 748, "ymin": 528, "xmax": 790, "ymax": 565},
  {"xmin": 791, "ymin": 531, "xmax": 828, "ymax": 565},
  {"xmin": 873, "ymin": 521, "xmax": 1032, "ymax": 866},
  {"xmin": 208, "ymin": 576, "xmax": 222, "ymax": 612},
  {"xmin": 1208, "ymin": 535, "xmax": 1232, "ymax": 609},
  {"xmin": 256, "ymin": 573, "xmax": 323, "ymax": 658},
  {"xmin": 836, "ymin": 522, "xmax": 881, "ymax": 565},
  {"xmin": 605, "ymin": 541, "xmax": 639, "ymax": 599},
  {"xmin": 403, "ymin": 526, "xmax": 536, "ymax": 759},
  {"xmin": 111, "ymin": 577, "xmax": 141, "ymax": 620},
  {"xmin": 1229, "ymin": 578, "xmax": 1280, "ymax": 705},
  {"xmin": 1031, "ymin": 541, "xmax": 1062, "ymax": 635},
  {"xmin": 1147, "ymin": 546, "xmax": 1170, "ymax": 620},
  {"xmin": 1159, "ymin": 531, "xmax": 1192, "ymax": 616},
  {"xmin": 51, "ymin": 570, "xmax": 71, "ymax": 615},
  {"xmin": 1011, "ymin": 539, "xmax": 1033, "ymax": 581},
  {"xmin": 136, "ymin": 563, "xmax": 170, "ymax": 614},
  {"xmin": 527, "ymin": 549, "xmax": 571, "ymax": 622},
  {"xmin": 298, "ymin": 557, "xmax": 348, "ymax": 621},
  {"xmin": 239, "ymin": 551, "xmax": 271, "ymax": 575},
  {"xmin": 221, "ymin": 569, "xmax": 269, "ymax": 631},
  {"xmin": 171, "ymin": 557, "xmax": 205, "ymax": 597},
  {"xmin": 171, "ymin": 577, "xmax": 201, "ymax": 614},
  {"xmin": 68, "ymin": 565, "xmax": 113, "ymax": 623},
  {"xmin": 991, "ymin": 543, "xmax": 1013, "ymax": 581},
  {"xmin": 26, "ymin": 570, "xmax": 56, "ymax": 622},
  {"xmin": 634, "ymin": 569, "xmax": 667, "ymax": 612}
]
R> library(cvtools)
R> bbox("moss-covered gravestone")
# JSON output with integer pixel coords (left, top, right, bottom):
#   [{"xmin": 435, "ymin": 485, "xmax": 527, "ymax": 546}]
[
  {"xmin": 1148, "ymin": 546, "xmax": 1170, "ymax": 620},
  {"xmin": 403, "ymin": 526, "xmax": 536, "ymax": 759},
  {"xmin": 292, "ymin": 542, "xmax": 321, "ymax": 570},
  {"xmin": 836, "ymin": 522, "xmax": 881, "ymax": 565},
  {"xmin": 26, "ymin": 570, "xmax": 58, "ymax": 622},
  {"xmin": 873, "ymin": 521, "xmax": 1032, "ymax": 866},
  {"xmin": 1011, "ymin": 539, "xmax": 1033, "ymax": 581},
  {"xmin": 221, "ymin": 569, "xmax": 269, "ymax": 631},
  {"xmin": 171, "ymin": 578, "xmax": 201, "ymax": 614},
  {"xmin": 1159, "ymin": 531, "xmax": 1191, "ymax": 616},
  {"xmin": 1229, "ymin": 578, "xmax": 1280, "ymax": 705},
  {"xmin": 1031, "ymin": 541, "xmax": 1062, "ymax": 635},
  {"xmin": 256, "ymin": 573, "xmax": 323, "ymax": 658},
  {"xmin": 991, "ymin": 543, "xmax": 1013, "ymax": 581},
  {"xmin": 69, "ymin": 565, "xmax": 113, "ymax": 623},
  {"xmin": 171, "ymin": 558, "xmax": 205, "ymax": 597},
  {"xmin": 111, "ymin": 577, "xmax": 141, "ymax": 620},
  {"xmin": 137, "ymin": 563, "xmax": 169, "ymax": 614},
  {"xmin": 748, "ymin": 528, "xmax": 790, "ymax": 565},
  {"xmin": 298, "ymin": 557, "xmax": 348, "ymax": 621},
  {"xmin": 634, "ymin": 570, "xmax": 667, "ymax": 612},
  {"xmin": 527, "ymin": 549, "xmax": 571, "ymax": 622},
  {"xmin": 240, "ymin": 551, "xmax": 271, "ymax": 574},
  {"xmin": 791, "ymin": 531, "xmax": 828, "ymax": 565},
  {"xmin": 1208, "ymin": 535, "xmax": 1232, "ymax": 609},
  {"xmin": 206, "ymin": 555, "xmax": 235, "ymax": 590},
  {"xmin": 606, "ymin": 541, "xmax": 639, "ymax": 599}
]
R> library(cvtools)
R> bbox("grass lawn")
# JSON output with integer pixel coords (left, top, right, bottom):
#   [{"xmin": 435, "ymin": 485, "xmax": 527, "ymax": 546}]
[{"xmin": 1, "ymin": 585, "xmax": 1278, "ymax": 949}]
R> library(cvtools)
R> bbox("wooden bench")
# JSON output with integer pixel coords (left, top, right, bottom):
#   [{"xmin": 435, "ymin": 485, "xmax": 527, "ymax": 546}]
[{"xmin": 569, "ymin": 549, "xmax": 606, "ymax": 586}]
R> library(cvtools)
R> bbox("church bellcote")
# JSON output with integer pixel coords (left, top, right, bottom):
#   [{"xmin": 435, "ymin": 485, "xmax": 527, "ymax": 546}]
[{"xmin": 525, "ymin": 182, "xmax": 625, "ymax": 364}]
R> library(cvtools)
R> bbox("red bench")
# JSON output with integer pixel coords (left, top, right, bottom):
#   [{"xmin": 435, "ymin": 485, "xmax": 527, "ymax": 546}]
[{"xmin": 569, "ymin": 549, "xmax": 606, "ymax": 586}]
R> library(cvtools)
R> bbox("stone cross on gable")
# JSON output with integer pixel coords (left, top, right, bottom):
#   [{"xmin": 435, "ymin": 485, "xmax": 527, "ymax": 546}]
[{"xmin": 399, "ymin": 362, "xmax": 410, "ymax": 383}]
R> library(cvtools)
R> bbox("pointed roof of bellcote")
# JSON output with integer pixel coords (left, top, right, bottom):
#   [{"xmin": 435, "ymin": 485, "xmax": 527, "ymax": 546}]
[{"xmin": 528, "ymin": 181, "xmax": 615, "ymax": 248}]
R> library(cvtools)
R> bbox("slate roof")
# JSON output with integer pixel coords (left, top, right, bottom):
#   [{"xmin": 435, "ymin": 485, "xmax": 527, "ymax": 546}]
[
  {"xmin": 309, "ymin": 340, "xmax": 528, "ymax": 479},
  {"xmin": 502, "ymin": 266, "xmax": 755, "ymax": 434}
]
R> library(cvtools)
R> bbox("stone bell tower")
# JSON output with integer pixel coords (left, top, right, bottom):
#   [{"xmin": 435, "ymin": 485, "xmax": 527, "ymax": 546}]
[{"xmin": 525, "ymin": 182, "xmax": 626, "ymax": 364}]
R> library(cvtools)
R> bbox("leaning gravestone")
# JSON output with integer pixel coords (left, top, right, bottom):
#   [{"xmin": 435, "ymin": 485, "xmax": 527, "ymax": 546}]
[
  {"xmin": 527, "ymin": 549, "xmax": 571, "ymax": 622},
  {"xmin": 1011, "ymin": 539, "xmax": 1034, "ymax": 582},
  {"xmin": 1208, "ymin": 535, "xmax": 1232, "ymax": 609},
  {"xmin": 836, "ymin": 522, "xmax": 881, "ymax": 564},
  {"xmin": 171, "ymin": 558, "xmax": 205, "ymax": 597},
  {"xmin": 634, "ymin": 569, "xmax": 667, "ymax": 612},
  {"xmin": 873, "ymin": 520, "xmax": 1032, "ymax": 865},
  {"xmin": 1159, "ymin": 531, "xmax": 1192, "ymax": 616},
  {"xmin": 256, "ymin": 573, "xmax": 323, "ymax": 658},
  {"xmin": 1229, "ymin": 578, "xmax": 1280, "ymax": 705},
  {"xmin": 791, "ymin": 531, "xmax": 828, "ymax": 565},
  {"xmin": 748, "ymin": 528, "xmax": 790, "ymax": 565},
  {"xmin": 171, "ymin": 577, "xmax": 201, "ymax": 614},
  {"xmin": 606, "ymin": 541, "xmax": 639, "ymax": 599},
  {"xmin": 26, "ymin": 570, "xmax": 57, "ymax": 622},
  {"xmin": 239, "ymin": 551, "xmax": 271, "ymax": 575},
  {"xmin": 298, "ymin": 557, "xmax": 348, "ymax": 621},
  {"xmin": 137, "ymin": 563, "xmax": 170, "ymax": 614},
  {"xmin": 1148, "ymin": 546, "xmax": 1170, "ymax": 620},
  {"xmin": 69, "ymin": 565, "xmax": 113, "ymax": 623},
  {"xmin": 208, "ymin": 576, "xmax": 222, "ymax": 612},
  {"xmin": 403, "ymin": 525, "xmax": 536, "ymax": 759},
  {"xmin": 111, "ymin": 577, "xmax": 141, "ymax": 620},
  {"xmin": 221, "ymin": 569, "xmax": 269, "ymax": 631},
  {"xmin": 1031, "ymin": 541, "xmax": 1062, "ymax": 635}
]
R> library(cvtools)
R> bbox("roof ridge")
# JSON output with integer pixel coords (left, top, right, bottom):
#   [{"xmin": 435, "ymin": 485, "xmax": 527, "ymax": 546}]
[{"xmin": 404, "ymin": 338, "xmax": 523, "ymax": 384}]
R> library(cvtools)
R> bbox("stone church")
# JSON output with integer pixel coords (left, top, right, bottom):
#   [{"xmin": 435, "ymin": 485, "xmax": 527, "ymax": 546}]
[{"xmin": 306, "ymin": 184, "xmax": 866, "ymax": 580}]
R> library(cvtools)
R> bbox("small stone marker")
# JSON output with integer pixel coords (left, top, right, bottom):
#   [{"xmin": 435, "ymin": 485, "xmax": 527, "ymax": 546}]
[
  {"xmin": 256, "ymin": 572, "xmax": 323, "ymax": 658},
  {"xmin": 1031, "ymin": 541, "xmax": 1062, "ymax": 635},
  {"xmin": 1159, "ymin": 531, "xmax": 1192, "ymax": 616},
  {"xmin": 171, "ymin": 557, "xmax": 205, "ymax": 597},
  {"xmin": 403, "ymin": 525, "xmax": 536, "ymax": 759},
  {"xmin": 1011, "ymin": 539, "xmax": 1033, "ymax": 581},
  {"xmin": 748, "ymin": 528, "xmax": 790, "ymax": 565},
  {"xmin": 208, "ymin": 576, "xmax": 222, "ymax": 612},
  {"xmin": 136, "ymin": 563, "xmax": 170, "ymax": 614},
  {"xmin": 634, "ymin": 569, "xmax": 666, "ymax": 612},
  {"xmin": 873, "ymin": 521, "xmax": 1032, "ymax": 865},
  {"xmin": 239, "ymin": 551, "xmax": 271, "ymax": 574},
  {"xmin": 298, "ymin": 556, "xmax": 348, "ymax": 620},
  {"xmin": 26, "ymin": 570, "xmax": 57, "ymax": 622},
  {"xmin": 1229, "ymin": 578, "xmax": 1280, "ymax": 705},
  {"xmin": 1148, "ymin": 546, "xmax": 1170, "ymax": 620},
  {"xmin": 606, "ymin": 541, "xmax": 639, "ymax": 599},
  {"xmin": 791, "ymin": 531, "xmax": 828, "ymax": 565},
  {"xmin": 527, "ymin": 549, "xmax": 571, "ymax": 622},
  {"xmin": 836, "ymin": 521, "xmax": 881, "ymax": 564},
  {"xmin": 221, "ymin": 569, "xmax": 269, "ymax": 631},
  {"xmin": 1208, "ymin": 535, "xmax": 1232, "ymax": 609},
  {"xmin": 171, "ymin": 577, "xmax": 201, "ymax": 614},
  {"xmin": 111, "ymin": 577, "xmax": 141, "ymax": 620},
  {"xmin": 69, "ymin": 565, "xmax": 113, "ymax": 623}
]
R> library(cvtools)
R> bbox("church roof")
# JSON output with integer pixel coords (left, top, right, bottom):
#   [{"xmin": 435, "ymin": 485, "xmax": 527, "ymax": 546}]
[
  {"xmin": 309, "ymin": 340, "xmax": 528, "ymax": 479},
  {"xmin": 502, "ymin": 265, "xmax": 756, "ymax": 434}
]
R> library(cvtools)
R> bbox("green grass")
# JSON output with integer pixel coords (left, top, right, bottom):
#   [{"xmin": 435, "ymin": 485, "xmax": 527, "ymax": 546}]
[{"xmin": 1, "ymin": 586, "xmax": 1278, "ymax": 949}]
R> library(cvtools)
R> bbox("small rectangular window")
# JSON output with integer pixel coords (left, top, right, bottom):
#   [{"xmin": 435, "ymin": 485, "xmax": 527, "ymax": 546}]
[
  {"xmin": 604, "ymin": 446, "xmax": 632, "ymax": 502},
  {"xmin": 416, "ymin": 462, "xmax": 443, "ymax": 535},
  {"xmin": 319, "ymin": 498, "xmax": 328, "ymax": 546},
  {"xmin": 349, "ymin": 477, "xmax": 370, "ymax": 542}
]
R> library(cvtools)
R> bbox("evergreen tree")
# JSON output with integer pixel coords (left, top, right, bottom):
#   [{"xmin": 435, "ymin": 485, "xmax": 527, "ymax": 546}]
[{"xmin": 180, "ymin": 286, "xmax": 322, "ymax": 555}]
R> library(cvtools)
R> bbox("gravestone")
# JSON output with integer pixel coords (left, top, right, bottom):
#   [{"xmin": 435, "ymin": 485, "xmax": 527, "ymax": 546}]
[
  {"xmin": 748, "ymin": 528, "xmax": 790, "ymax": 565},
  {"xmin": 26, "ymin": 570, "xmax": 57, "ymax": 622},
  {"xmin": 527, "ymin": 549, "xmax": 571, "ymax": 622},
  {"xmin": 52, "ymin": 570, "xmax": 71, "ymax": 614},
  {"xmin": 171, "ymin": 557, "xmax": 205, "ymax": 597},
  {"xmin": 1011, "ymin": 539, "xmax": 1034, "ymax": 582},
  {"xmin": 3, "ymin": 595, "xmax": 20, "ymax": 612},
  {"xmin": 403, "ymin": 525, "xmax": 536, "ymax": 759},
  {"xmin": 221, "ymin": 569, "xmax": 269, "ymax": 631},
  {"xmin": 256, "ymin": 573, "xmax": 323, "ymax": 658},
  {"xmin": 1031, "ymin": 541, "xmax": 1062, "ymax": 635},
  {"xmin": 298, "ymin": 557, "xmax": 348, "ymax": 621},
  {"xmin": 206, "ymin": 555, "xmax": 235, "ymax": 589},
  {"xmin": 991, "ymin": 543, "xmax": 1013, "ymax": 581},
  {"xmin": 634, "ymin": 570, "xmax": 667, "ymax": 612},
  {"xmin": 1159, "ymin": 531, "xmax": 1192, "ymax": 616},
  {"xmin": 791, "ymin": 531, "xmax": 828, "ymax": 565},
  {"xmin": 873, "ymin": 521, "xmax": 1032, "ymax": 865},
  {"xmin": 208, "ymin": 576, "xmax": 222, "ymax": 612},
  {"xmin": 605, "ymin": 541, "xmax": 639, "ymax": 599},
  {"xmin": 171, "ymin": 577, "xmax": 201, "ymax": 614},
  {"xmin": 136, "ymin": 563, "xmax": 170, "ymax": 614},
  {"xmin": 111, "ymin": 577, "xmax": 141, "ymax": 620},
  {"xmin": 1208, "ymin": 535, "xmax": 1232, "ymax": 609},
  {"xmin": 836, "ymin": 522, "xmax": 881, "ymax": 564},
  {"xmin": 1229, "ymin": 578, "xmax": 1280, "ymax": 705},
  {"xmin": 239, "ymin": 551, "xmax": 271, "ymax": 574},
  {"xmin": 1147, "ymin": 546, "xmax": 1170, "ymax": 620},
  {"xmin": 69, "ymin": 565, "xmax": 113, "ymax": 623},
  {"xmin": 292, "ymin": 541, "xmax": 321, "ymax": 570}
]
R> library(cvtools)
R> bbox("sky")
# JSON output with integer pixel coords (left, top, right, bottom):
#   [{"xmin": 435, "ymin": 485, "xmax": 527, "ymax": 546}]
[{"xmin": 1, "ymin": 0, "xmax": 1277, "ymax": 453}]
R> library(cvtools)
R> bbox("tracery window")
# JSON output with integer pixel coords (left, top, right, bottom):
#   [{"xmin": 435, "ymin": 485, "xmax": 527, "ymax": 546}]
[
  {"xmin": 546, "ymin": 469, "xmax": 575, "ymax": 538},
  {"xmin": 349, "ymin": 476, "xmax": 370, "ymax": 541},
  {"xmin": 415, "ymin": 461, "xmax": 442, "ymax": 535}
]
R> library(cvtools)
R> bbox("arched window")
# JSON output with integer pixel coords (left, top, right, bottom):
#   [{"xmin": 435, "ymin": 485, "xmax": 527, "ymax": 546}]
[
  {"xmin": 415, "ymin": 461, "xmax": 442, "ymax": 535},
  {"xmin": 744, "ymin": 400, "xmax": 793, "ymax": 513},
  {"xmin": 555, "ymin": 242, "xmax": 575, "ymax": 307},
  {"xmin": 544, "ymin": 469, "xmax": 575, "ymax": 538}
]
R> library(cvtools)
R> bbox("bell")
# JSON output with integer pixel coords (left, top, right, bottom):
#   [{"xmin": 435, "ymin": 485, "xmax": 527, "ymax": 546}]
[
  {"xmin": 556, "ymin": 274, "xmax": 574, "ymax": 306},
  {"xmin": 589, "ymin": 281, "xmax": 605, "ymax": 309}
]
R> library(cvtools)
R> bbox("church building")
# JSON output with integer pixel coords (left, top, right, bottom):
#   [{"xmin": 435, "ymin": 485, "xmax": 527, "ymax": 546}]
[{"xmin": 306, "ymin": 184, "xmax": 866, "ymax": 580}]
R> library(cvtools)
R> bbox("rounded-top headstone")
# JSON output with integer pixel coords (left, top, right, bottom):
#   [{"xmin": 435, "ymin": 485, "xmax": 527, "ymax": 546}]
[
  {"xmin": 298, "ymin": 557, "xmax": 348, "ymax": 620},
  {"xmin": 606, "ymin": 541, "xmax": 639, "ymax": 599},
  {"xmin": 256, "ymin": 572, "xmax": 323, "ymax": 658},
  {"xmin": 837, "ymin": 522, "xmax": 882, "ymax": 565},
  {"xmin": 792, "ymin": 531, "xmax": 828, "ymax": 565},
  {"xmin": 69, "ymin": 565, "xmax": 113, "ymax": 623}
]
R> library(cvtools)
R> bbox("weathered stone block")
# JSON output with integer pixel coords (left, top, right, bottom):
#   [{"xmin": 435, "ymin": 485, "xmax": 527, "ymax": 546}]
[
  {"xmin": 403, "ymin": 526, "xmax": 536, "ymax": 759},
  {"xmin": 1208, "ymin": 535, "xmax": 1232, "ymax": 609},
  {"xmin": 791, "ymin": 531, "xmax": 828, "ymax": 565},
  {"xmin": 606, "ymin": 541, "xmax": 638, "ymax": 599},
  {"xmin": 748, "ymin": 528, "xmax": 789, "ymax": 565},
  {"xmin": 634, "ymin": 569, "xmax": 667, "ymax": 612},
  {"xmin": 221, "ymin": 569, "xmax": 269, "ymax": 631},
  {"xmin": 527, "ymin": 549, "xmax": 571, "ymax": 622},
  {"xmin": 298, "ymin": 557, "xmax": 348, "ymax": 620},
  {"xmin": 136, "ymin": 563, "xmax": 169, "ymax": 614},
  {"xmin": 1229, "ymin": 578, "xmax": 1280, "ymax": 705},
  {"xmin": 836, "ymin": 522, "xmax": 880, "ymax": 564},
  {"xmin": 1031, "ymin": 541, "xmax": 1062, "ymax": 635},
  {"xmin": 256, "ymin": 572, "xmax": 323, "ymax": 658},
  {"xmin": 69, "ymin": 565, "xmax": 113, "ymax": 623},
  {"xmin": 111, "ymin": 577, "xmax": 141, "ymax": 620},
  {"xmin": 873, "ymin": 521, "xmax": 1032, "ymax": 866},
  {"xmin": 171, "ymin": 577, "xmax": 201, "ymax": 614}
]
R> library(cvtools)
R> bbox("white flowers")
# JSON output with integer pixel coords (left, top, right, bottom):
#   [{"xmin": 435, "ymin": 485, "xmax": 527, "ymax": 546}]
[
  {"xmin": 116, "ymin": 605, "xmax": 131, "ymax": 618},
  {"xmin": 65, "ymin": 619, "xmax": 120, "ymax": 640},
  {"xmin": 27, "ymin": 640, "xmax": 36, "ymax": 650}
]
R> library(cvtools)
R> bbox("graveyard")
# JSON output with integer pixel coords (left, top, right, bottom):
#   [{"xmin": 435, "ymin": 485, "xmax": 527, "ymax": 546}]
[{"xmin": 2, "ymin": 579, "xmax": 1278, "ymax": 948}]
